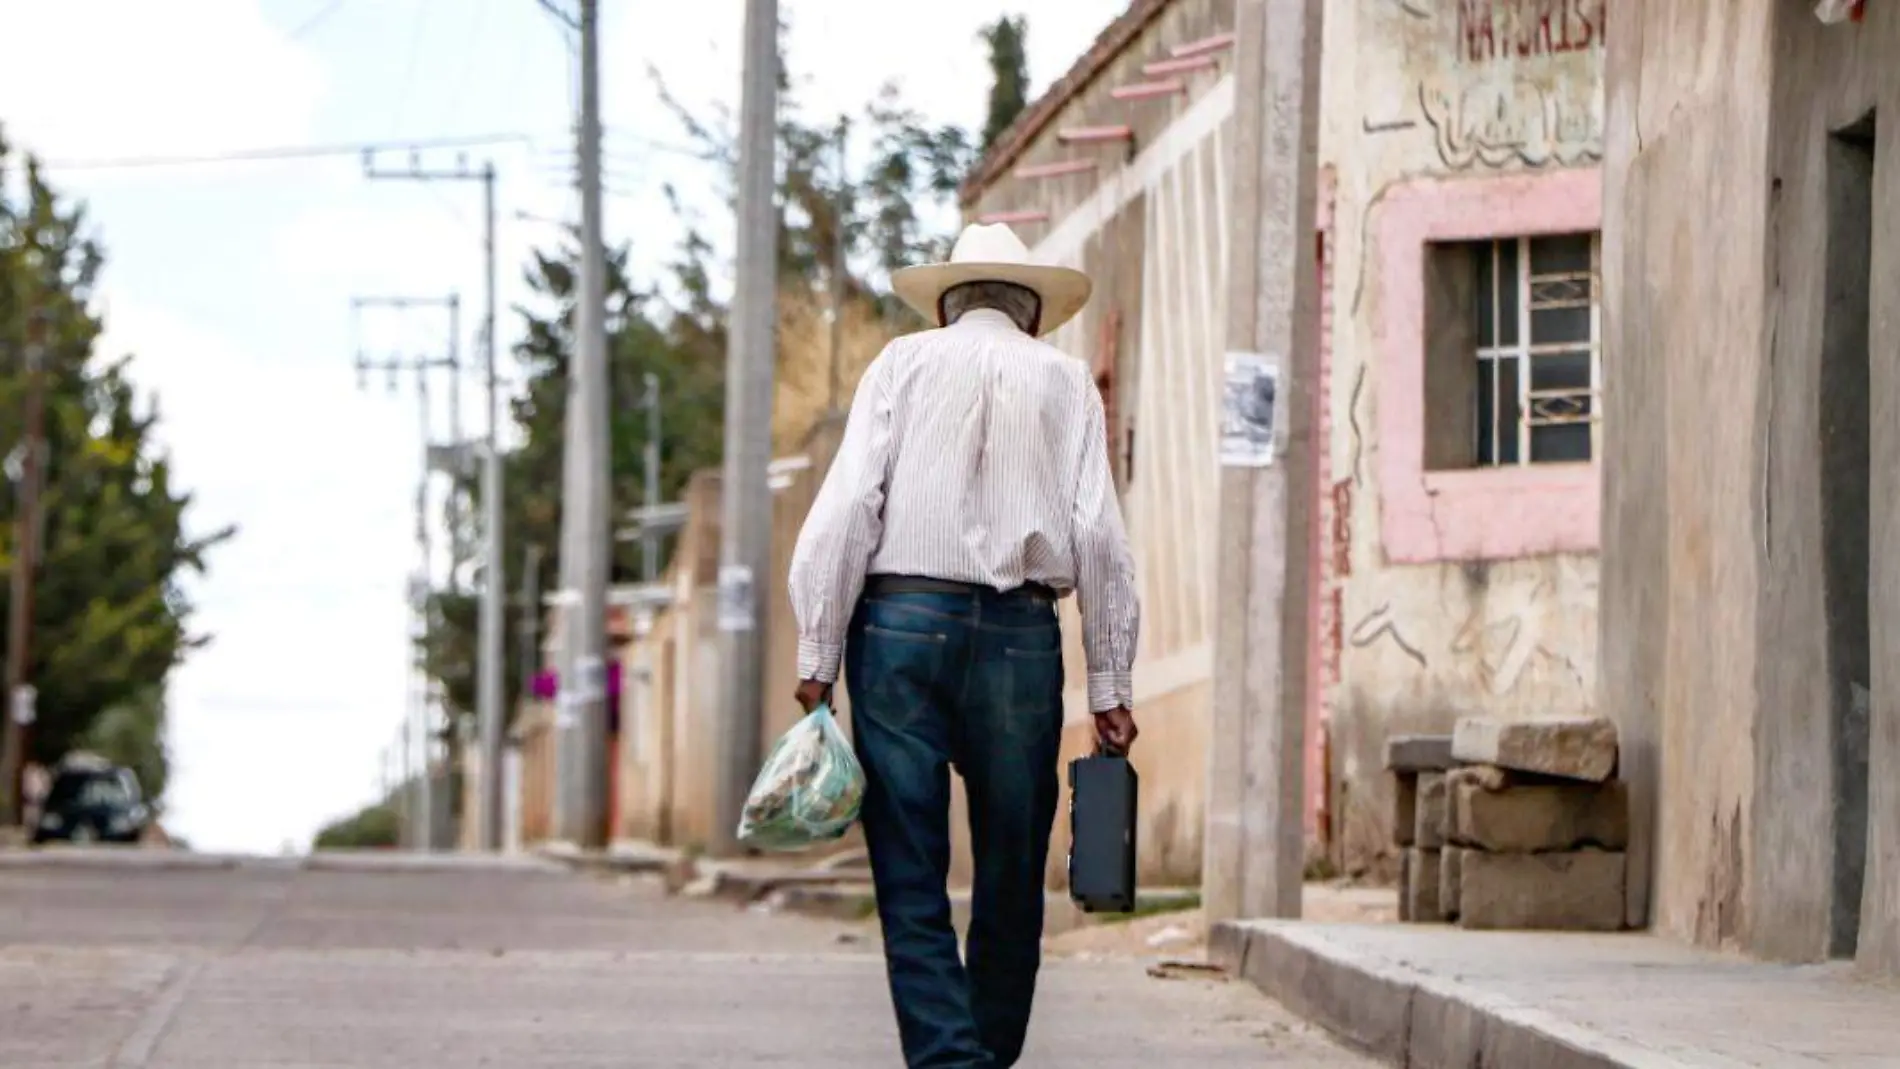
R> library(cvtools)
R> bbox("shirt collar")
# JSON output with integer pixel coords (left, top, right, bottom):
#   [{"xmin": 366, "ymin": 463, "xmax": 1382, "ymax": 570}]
[{"xmin": 951, "ymin": 308, "xmax": 1027, "ymax": 333}]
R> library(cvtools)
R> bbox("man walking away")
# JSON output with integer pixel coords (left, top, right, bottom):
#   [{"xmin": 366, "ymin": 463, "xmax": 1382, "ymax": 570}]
[{"xmin": 788, "ymin": 223, "xmax": 1140, "ymax": 1068}]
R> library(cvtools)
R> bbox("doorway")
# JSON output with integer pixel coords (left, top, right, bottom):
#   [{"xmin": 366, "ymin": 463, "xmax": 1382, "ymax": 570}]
[{"xmin": 1821, "ymin": 109, "xmax": 1874, "ymax": 959}]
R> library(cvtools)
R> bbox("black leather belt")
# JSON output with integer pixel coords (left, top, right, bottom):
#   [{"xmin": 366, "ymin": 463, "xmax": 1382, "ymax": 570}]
[{"xmin": 864, "ymin": 574, "xmax": 1058, "ymax": 602}]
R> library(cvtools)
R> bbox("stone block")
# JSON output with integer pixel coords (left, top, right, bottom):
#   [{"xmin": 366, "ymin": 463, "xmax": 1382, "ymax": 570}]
[
  {"xmin": 1393, "ymin": 772, "xmax": 1418, "ymax": 847},
  {"xmin": 1458, "ymin": 850, "xmax": 1625, "ymax": 931},
  {"xmin": 1415, "ymin": 773, "xmax": 1448, "ymax": 849},
  {"xmin": 1385, "ymin": 734, "xmax": 1454, "ymax": 773},
  {"xmin": 1440, "ymin": 846, "xmax": 1464, "ymax": 921},
  {"xmin": 1451, "ymin": 716, "xmax": 1618, "ymax": 782},
  {"xmin": 1406, "ymin": 847, "xmax": 1443, "ymax": 922},
  {"xmin": 1447, "ymin": 768, "xmax": 1628, "ymax": 852}
]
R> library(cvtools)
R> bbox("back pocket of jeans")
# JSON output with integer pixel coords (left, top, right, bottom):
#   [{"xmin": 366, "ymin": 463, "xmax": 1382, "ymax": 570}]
[
  {"xmin": 1000, "ymin": 647, "xmax": 1064, "ymax": 743},
  {"xmin": 858, "ymin": 626, "xmax": 949, "ymax": 733}
]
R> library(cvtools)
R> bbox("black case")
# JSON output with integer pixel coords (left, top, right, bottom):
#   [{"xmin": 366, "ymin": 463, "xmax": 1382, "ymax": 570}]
[{"xmin": 1066, "ymin": 752, "xmax": 1139, "ymax": 914}]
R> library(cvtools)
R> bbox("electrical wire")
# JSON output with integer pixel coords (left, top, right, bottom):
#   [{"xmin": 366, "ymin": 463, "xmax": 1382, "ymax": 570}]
[
  {"xmin": 443, "ymin": 0, "xmax": 497, "ymax": 135},
  {"xmin": 390, "ymin": 0, "xmax": 434, "ymax": 138},
  {"xmin": 39, "ymin": 133, "xmax": 541, "ymax": 172},
  {"xmin": 533, "ymin": 0, "xmax": 580, "ymax": 32},
  {"xmin": 288, "ymin": 0, "xmax": 349, "ymax": 41}
]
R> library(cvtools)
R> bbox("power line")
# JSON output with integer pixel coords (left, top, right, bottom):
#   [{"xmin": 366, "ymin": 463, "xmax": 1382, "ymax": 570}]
[
  {"xmin": 444, "ymin": 0, "xmax": 496, "ymax": 133},
  {"xmin": 45, "ymin": 129, "xmax": 709, "ymax": 174},
  {"xmin": 390, "ymin": 0, "xmax": 434, "ymax": 137},
  {"xmin": 535, "ymin": 0, "xmax": 581, "ymax": 32},
  {"xmin": 39, "ymin": 133, "xmax": 540, "ymax": 172},
  {"xmin": 288, "ymin": 0, "xmax": 349, "ymax": 41}
]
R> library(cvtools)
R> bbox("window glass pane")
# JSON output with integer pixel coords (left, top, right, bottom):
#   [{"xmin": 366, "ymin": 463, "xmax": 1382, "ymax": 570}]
[
  {"xmin": 1532, "ymin": 423, "xmax": 1592, "ymax": 462},
  {"xmin": 1530, "ymin": 351, "xmax": 1592, "ymax": 392},
  {"xmin": 1531, "ymin": 305, "xmax": 1592, "ymax": 345},
  {"xmin": 1476, "ymin": 359, "xmax": 1497, "ymax": 465},
  {"xmin": 1497, "ymin": 240, "xmax": 1520, "ymax": 347},
  {"xmin": 1498, "ymin": 358, "xmax": 1521, "ymax": 465},
  {"xmin": 1474, "ymin": 242, "xmax": 1496, "ymax": 348},
  {"xmin": 1530, "ymin": 233, "xmax": 1593, "ymax": 275}
]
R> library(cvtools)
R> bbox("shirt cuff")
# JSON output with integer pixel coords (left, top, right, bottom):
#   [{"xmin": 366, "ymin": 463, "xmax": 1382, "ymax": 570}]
[
  {"xmin": 1086, "ymin": 671, "xmax": 1132, "ymax": 714},
  {"xmin": 798, "ymin": 637, "xmax": 844, "ymax": 684}
]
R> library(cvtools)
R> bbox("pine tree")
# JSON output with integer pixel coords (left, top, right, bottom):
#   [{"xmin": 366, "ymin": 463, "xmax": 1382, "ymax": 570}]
[
  {"xmin": 0, "ymin": 131, "xmax": 233, "ymax": 766},
  {"xmin": 418, "ymin": 234, "xmax": 726, "ymax": 728},
  {"xmin": 979, "ymin": 16, "xmax": 1031, "ymax": 155}
]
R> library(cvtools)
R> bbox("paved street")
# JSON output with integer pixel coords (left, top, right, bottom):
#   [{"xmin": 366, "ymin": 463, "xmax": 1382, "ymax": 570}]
[{"xmin": 0, "ymin": 854, "xmax": 1372, "ymax": 1067}]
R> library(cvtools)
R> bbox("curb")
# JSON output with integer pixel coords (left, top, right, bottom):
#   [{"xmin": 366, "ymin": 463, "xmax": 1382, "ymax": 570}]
[
  {"xmin": 538, "ymin": 840, "xmax": 1202, "ymax": 935},
  {"xmin": 302, "ymin": 851, "xmax": 567, "ymax": 875},
  {"xmin": 1211, "ymin": 920, "xmax": 1686, "ymax": 1069}
]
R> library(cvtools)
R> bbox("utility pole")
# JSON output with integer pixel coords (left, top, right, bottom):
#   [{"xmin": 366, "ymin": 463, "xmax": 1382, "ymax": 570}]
[
  {"xmin": 364, "ymin": 151, "xmax": 506, "ymax": 853},
  {"xmin": 641, "ymin": 374, "xmax": 661, "ymax": 583},
  {"xmin": 1205, "ymin": 0, "xmax": 1326, "ymax": 923},
  {"xmin": 713, "ymin": 0, "xmax": 782, "ymax": 857},
  {"xmin": 399, "ymin": 711, "xmax": 414, "ymax": 847},
  {"xmin": 351, "ymin": 299, "xmax": 458, "ymax": 850},
  {"xmin": 520, "ymin": 542, "xmax": 544, "ymax": 690},
  {"xmin": 555, "ymin": 0, "xmax": 613, "ymax": 848},
  {"xmin": 0, "ymin": 310, "xmax": 48, "ymax": 827}
]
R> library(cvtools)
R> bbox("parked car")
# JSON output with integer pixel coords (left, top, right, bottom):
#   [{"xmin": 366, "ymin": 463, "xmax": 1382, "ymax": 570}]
[{"xmin": 32, "ymin": 755, "xmax": 151, "ymax": 845}]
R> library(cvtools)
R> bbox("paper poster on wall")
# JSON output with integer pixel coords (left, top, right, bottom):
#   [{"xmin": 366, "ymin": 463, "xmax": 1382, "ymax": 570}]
[
  {"xmin": 1220, "ymin": 351, "xmax": 1279, "ymax": 467},
  {"xmin": 10, "ymin": 684, "xmax": 35, "ymax": 726},
  {"xmin": 718, "ymin": 565, "xmax": 756, "ymax": 632}
]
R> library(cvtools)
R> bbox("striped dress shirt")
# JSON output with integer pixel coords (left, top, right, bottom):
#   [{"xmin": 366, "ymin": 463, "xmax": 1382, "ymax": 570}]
[{"xmin": 788, "ymin": 308, "xmax": 1141, "ymax": 714}]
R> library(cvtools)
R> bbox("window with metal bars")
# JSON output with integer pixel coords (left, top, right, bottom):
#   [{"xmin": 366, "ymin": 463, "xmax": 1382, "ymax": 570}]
[{"xmin": 1471, "ymin": 232, "xmax": 1600, "ymax": 466}]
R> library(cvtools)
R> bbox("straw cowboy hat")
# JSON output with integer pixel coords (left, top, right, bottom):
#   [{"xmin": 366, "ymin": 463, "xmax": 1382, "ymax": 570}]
[{"xmin": 891, "ymin": 223, "xmax": 1092, "ymax": 337}]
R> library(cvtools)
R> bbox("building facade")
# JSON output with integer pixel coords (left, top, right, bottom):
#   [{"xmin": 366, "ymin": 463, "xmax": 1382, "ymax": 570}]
[
  {"xmin": 1602, "ymin": 0, "xmax": 1900, "ymax": 976},
  {"xmin": 962, "ymin": 0, "xmax": 1609, "ymax": 882},
  {"xmin": 1316, "ymin": 0, "xmax": 1607, "ymax": 877}
]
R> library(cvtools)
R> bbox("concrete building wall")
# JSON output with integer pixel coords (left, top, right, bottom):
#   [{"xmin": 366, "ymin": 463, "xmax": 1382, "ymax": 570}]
[
  {"xmin": 606, "ymin": 434, "xmax": 873, "ymax": 860},
  {"xmin": 1603, "ymin": 0, "xmax": 1900, "ymax": 975},
  {"xmin": 511, "ymin": 702, "xmax": 557, "ymax": 847},
  {"xmin": 610, "ymin": 471, "xmax": 728, "ymax": 853},
  {"xmin": 1318, "ymin": 0, "xmax": 1607, "ymax": 878}
]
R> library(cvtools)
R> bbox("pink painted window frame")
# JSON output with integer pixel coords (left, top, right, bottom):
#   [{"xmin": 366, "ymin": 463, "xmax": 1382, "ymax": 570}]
[{"xmin": 1375, "ymin": 168, "xmax": 1603, "ymax": 564}]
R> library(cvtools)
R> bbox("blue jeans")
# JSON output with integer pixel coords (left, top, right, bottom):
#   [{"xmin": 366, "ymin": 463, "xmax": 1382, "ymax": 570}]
[{"xmin": 844, "ymin": 587, "xmax": 1065, "ymax": 1069}]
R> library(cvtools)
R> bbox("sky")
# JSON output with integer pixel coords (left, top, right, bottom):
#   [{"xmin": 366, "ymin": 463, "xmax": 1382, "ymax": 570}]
[{"xmin": 0, "ymin": 0, "xmax": 1126, "ymax": 854}]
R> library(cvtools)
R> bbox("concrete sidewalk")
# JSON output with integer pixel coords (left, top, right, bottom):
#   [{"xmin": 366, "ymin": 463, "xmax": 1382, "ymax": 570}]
[{"xmin": 1213, "ymin": 920, "xmax": 1900, "ymax": 1068}]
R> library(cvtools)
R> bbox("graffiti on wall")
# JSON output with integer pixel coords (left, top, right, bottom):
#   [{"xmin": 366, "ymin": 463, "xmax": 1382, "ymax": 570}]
[
  {"xmin": 1345, "ymin": 557, "xmax": 1596, "ymax": 698},
  {"xmin": 1419, "ymin": 77, "xmax": 1601, "ymax": 170},
  {"xmin": 1367, "ymin": 0, "xmax": 1605, "ymax": 171},
  {"xmin": 1349, "ymin": 602, "xmax": 1428, "ymax": 667},
  {"xmin": 1454, "ymin": 0, "xmax": 1604, "ymax": 66}
]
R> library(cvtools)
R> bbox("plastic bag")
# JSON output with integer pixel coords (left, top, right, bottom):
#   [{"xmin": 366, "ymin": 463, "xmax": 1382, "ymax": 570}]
[{"xmin": 737, "ymin": 704, "xmax": 866, "ymax": 851}]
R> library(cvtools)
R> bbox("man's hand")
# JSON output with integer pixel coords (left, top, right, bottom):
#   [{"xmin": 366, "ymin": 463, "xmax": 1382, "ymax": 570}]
[
  {"xmin": 1093, "ymin": 706, "xmax": 1138, "ymax": 756},
  {"xmin": 794, "ymin": 679, "xmax": 833, "ymax": 713}
]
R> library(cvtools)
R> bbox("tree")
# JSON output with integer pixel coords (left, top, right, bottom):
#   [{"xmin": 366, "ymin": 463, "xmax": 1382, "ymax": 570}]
[
  {"xmin": 313, "ymin": 802, "xmax": 400, "ymax": 850},
  {"xmin": 76, "ymin": 686, "xmax": 169, "ymax": 806},
  {"xmin": 0, "ymin": 131, "xmax": 234, "ymax": 765},
  {"xmin": 979, "ymin": 16, "xmax": 1031, "ymax": 154},
  {"xmin": 412, "ymin": 13, "xmax": 1025, "ymax": 748},
  {"xmin": 418, "ymin": 236, "xmax": 726, "ymax": 730},
  {"xmin": 649, "ymin": 16, "xmax": 976, "ymax": 295}
]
